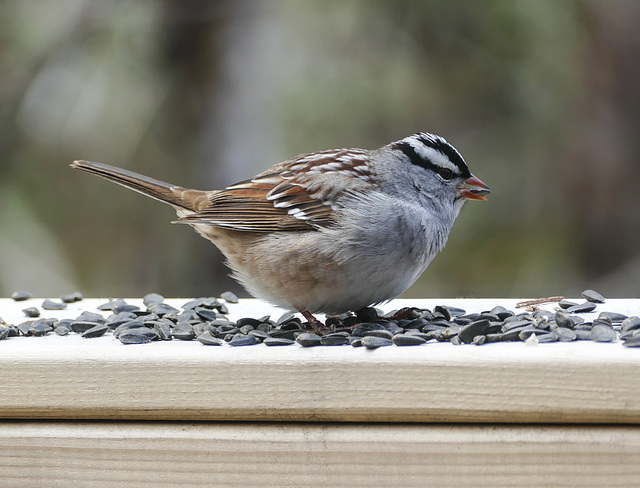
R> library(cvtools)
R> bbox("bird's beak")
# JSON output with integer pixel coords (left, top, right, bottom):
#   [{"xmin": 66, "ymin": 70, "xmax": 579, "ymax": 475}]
[{"xmin": 458, "ymin": 175, "xmax": 491, "ymax": 201}]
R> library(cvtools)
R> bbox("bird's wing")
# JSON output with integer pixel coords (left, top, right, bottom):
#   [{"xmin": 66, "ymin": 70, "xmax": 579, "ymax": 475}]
[{"xmin": 177, "ymin": 149, "xmax": 375, "ymax": 232}]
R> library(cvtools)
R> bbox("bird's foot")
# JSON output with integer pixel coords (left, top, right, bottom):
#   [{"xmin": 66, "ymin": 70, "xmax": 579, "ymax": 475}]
[
  {"xmin": 389, "ymin": 307, "xmax": 422, "ymax": 321},
  {"xmin": 298, "ymin": 309, "xmax": 327, "ymax": 334}
]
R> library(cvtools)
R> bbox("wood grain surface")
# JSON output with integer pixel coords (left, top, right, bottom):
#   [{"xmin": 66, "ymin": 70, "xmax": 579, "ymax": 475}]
[
  {"xmin": 0, "ymin": 422, "xmax": 639, "ymax": 487},
  {"xmin": 1, "ymin": 298, "xmax": 639, "ymax": 486},
  {"xmin": 0, "ymin": 298, "xmax": 639, "ymax": 423}
]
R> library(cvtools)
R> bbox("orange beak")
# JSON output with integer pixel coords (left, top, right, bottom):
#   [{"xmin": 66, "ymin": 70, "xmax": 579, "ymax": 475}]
[{"xmin": 458, "ymin": 175, "xmax": 491, "ymax": 201}]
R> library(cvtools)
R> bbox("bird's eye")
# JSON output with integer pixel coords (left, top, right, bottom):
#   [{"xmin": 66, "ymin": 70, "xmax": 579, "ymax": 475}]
[{"xmin": 437, "ymin": 167, "xmax": 454, "ymax": 181}]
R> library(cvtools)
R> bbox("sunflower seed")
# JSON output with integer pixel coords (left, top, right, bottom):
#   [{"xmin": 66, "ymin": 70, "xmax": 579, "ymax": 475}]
[
  {"xmin": 518, "ymin": 327, "xmax": 539, "ymax": 341},
  {"xmin": 153, "ymin": 321, "xmax": 172, "ymax": 340},
  {"xmin": 362, "ymin": 336, "xmax": 393, "ymax": 349},
  {"xmin": 247, "ymin": 329, "xmax": 268, "ymax": 341},
  {"xmin": 401, "ymin": 318, "xmax": 426, "ymax": 331},
  {"xmin": 181, "ymin": 298, "xmax": 205, "ymax": 310},
  {"xmin": 194, "ymin": 307, "xmax": 218, "ymax": 321},
  {"xmin": 558, "ymin": 300, "xmax": 578, "ymax": 309},
  {"xmin": 280, "ymin": 319, "xmax": 303, "ymax": 331},
  {"xmin": 71, "ymin": 320, "xmax": 103, "ymax": 334},
  {"xmin": 112, "ymin": 303, "xmax": 140, "ymax": 314},
  {"xmin": 143, "ymin": 293, "xmax": 165, "ymax": 307},
  {"xmin": 565, "ymin": 302, "xmax": 597, "ymax": 314},
  {"xmin": 502, "ymin": 319, "xmax": 533, "ymax": 333},
  {"xmin": 320, "ymin": 334, "xmax": 350, "ymax": 346},
  {"xmin": 216, "ymin": 324, "xmax": 238, "ymax": 335},
  {"xmin": 55, "ymin": 323, "xmax": 71, "ymax": 336},
  {"xmin": 236, "ymin": 323, "xmax": 252, "ymax": 334},
  {"xmin": 590, "ymin": 324, "xmax": 617, "ymax": 342},
  {"xmin": 229, "ymin": 334, "xmax": 257, "ymax": 346},
  {"xmin": 392, "ymin": 334, "xmax": 427, "ymax": 346},
  {"xmin": 97, "ymin": 299, "xmax": 127, "ymax": 311},
  {"xmin": 22, "ymin": 307, "xmax": 40, "ymax": 318},
  {"xmin": 17, "ymin": 321, "xmax": 32, "ymax": 335},
  {"xmin": 553, "ymin": 327, "xmax": 577, "ymax": 341},
  {"xmin": 220, "ymin": 291, "xmax": 239, "ymax": 303},
  {"xmin": 575, "ymin": 329, "xmax": 591, "ymax": 340},
  {"xmin": 434, "ymin": 305, "xmax": 452, "ymax": 321},
  {"xmin": 236, "ymin": 317, "xmax": 262, "ymax": 328},
  {"xmin": 81, "ymin": 324, "xmax": 109, "ymax": 338},
  {"xmin": 123, "ymin": 327, "xmax": 158, "ymax": 340},
  {"xmin": 11, "ymin": 291, "xmax": 32, "ymax": 301},
  {"xmin": 447, "ymin": 306, "xmax": 467, "ymax": 317},
  {"xmin": 172, "ymin": 324, "xmax": 195, "ymax": 341},
  {"xmin": 363, "ymin": 329, "xmax": 393, "ymax": 340},
  {"xmin": 623, "ymin": 336, "xmax": 640, "ymax": 347},
  {"xmin": 490, "ymin": 306, "xmax": 513, "ymax": 320},
  {"xmin": 581, "ymin": 289, "xmax": 605, "ymax": 303},
  {"xmin": 77, "ymin": 311, "xmax": 106, "ymax": 323},
  {"xmin": 41, "ymin": 299, "xmax": 67, "ymax": 310},
  {"xmin": 263, "ymin": 337, "xmax": 295, "ymax": 346},
  {"xmin": 478, "ymin": 313, "xmax": 500, "ymax": 322},
  {"xmin": 472, "ymin": 335, "xmax": 486, "ymax": 345},
  {"xmin": 191, "ymin": 322, "xmax": 214, "ymax": 336},
  {"xmin": 197, "ymin": 331, "xmax": 224, "ymax": 345},
  {"xmin": 536, "ymin": 332, "xmax": 559, "ymax": 343},
  {"xmin": 482, "ymin": 333, "xmax": 502, "ymax": 343},
  {"xmin": 458, "ymin": 319, "xmax": 491, "ymax": 344},
  {"xmin": 621, "ymin": 316, "xmax": 640, "ymax": 333},
  {"xmin": 119, "ymin": 332, "xmax": 153, "ymax": 345},
  {"xmin": 555, "ymin": 311, "xmax": 581, "ymax": 329},
  {"xmin": 357, "ymin": 307, "xmax": 379, "ymax": 322},
  {"xmin": 29, "ymin": 322, "xmax": 53, "ymax": 336},
  {"xmin": 452, "ymin": 316, "xmax": 472, "ymax": 326},
  {"xmin": 60, "ymin": 291, "xmax": 83, "ymax": 303},
  {"xmin": 148, "ymin": 303, "xmax": 179, "ymax": 316},
  {"xmin": 176, "ymin": 310, "xmax": 199, "ymax": 323},
  {"xmin": 113, "ymin": 320, "xmax": 146, "ymax": 337},
  {"xmin": 442, "ymin": 325, "xmax": 461, "ymax": 339},
  {"xmin": 598, "ymin": 311, "xmax": 627, "ymax": 323}
]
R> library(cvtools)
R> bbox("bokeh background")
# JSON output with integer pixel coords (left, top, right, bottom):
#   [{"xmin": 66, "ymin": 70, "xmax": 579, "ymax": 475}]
[{"xmin": 1, "ymin": 0, "xmax": 639, "ymax": 299}]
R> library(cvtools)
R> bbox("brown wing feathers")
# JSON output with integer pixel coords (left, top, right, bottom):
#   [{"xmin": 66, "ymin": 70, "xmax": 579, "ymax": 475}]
[{"xmin": 179, "ymin": 184, "xmax": 322, "ymax": 232}]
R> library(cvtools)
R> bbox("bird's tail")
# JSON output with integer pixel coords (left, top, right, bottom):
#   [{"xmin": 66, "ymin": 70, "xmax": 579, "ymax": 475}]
[{"xmin": 70, "ymin": 160, "xmax": 195, "ymax": 211}]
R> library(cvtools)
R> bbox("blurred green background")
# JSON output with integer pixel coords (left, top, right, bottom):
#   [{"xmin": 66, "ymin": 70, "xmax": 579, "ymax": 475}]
[{"xmin": 1, "ymin": 0, "xmax": 639, "ymax": 299}]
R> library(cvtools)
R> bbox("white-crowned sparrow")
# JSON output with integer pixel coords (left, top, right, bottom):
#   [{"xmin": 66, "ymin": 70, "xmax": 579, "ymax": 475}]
[{"xmin": 71, "ymin": 132, "xmax": 489, "ymax": 325}]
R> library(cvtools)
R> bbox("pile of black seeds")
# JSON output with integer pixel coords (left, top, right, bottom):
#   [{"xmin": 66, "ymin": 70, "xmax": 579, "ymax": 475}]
[{"xmin": 1, "ymin": 289, "xmax": 639, "ymax": 348}]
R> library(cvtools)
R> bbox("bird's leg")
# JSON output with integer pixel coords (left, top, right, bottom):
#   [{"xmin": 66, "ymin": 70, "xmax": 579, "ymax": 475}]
[{"xmin": 298, "ymin": 309, "xmax": 324, "ymax": 333}]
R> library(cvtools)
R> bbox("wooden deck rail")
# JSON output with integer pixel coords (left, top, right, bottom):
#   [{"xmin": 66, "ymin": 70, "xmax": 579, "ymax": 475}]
[{"xmin": 0, "ymin": 297, "xmax": 638, "ymax": 486}]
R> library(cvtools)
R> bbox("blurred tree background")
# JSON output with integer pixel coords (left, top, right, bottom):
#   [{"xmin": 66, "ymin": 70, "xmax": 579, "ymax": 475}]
[{"xmin": 1, "ymin": 0, "xmax": 639, "ymax": 299}]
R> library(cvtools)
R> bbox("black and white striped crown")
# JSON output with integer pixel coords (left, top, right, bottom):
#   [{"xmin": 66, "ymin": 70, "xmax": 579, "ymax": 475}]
[{"xmin": 393, "ymin": 132, "xmax": 470, "ymax": 179}]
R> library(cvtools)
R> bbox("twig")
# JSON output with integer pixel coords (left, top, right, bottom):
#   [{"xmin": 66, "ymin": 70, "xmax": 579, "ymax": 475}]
[{"xmin": 515, "ymin": 296, "xmax": 564, "ymax": 309}]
